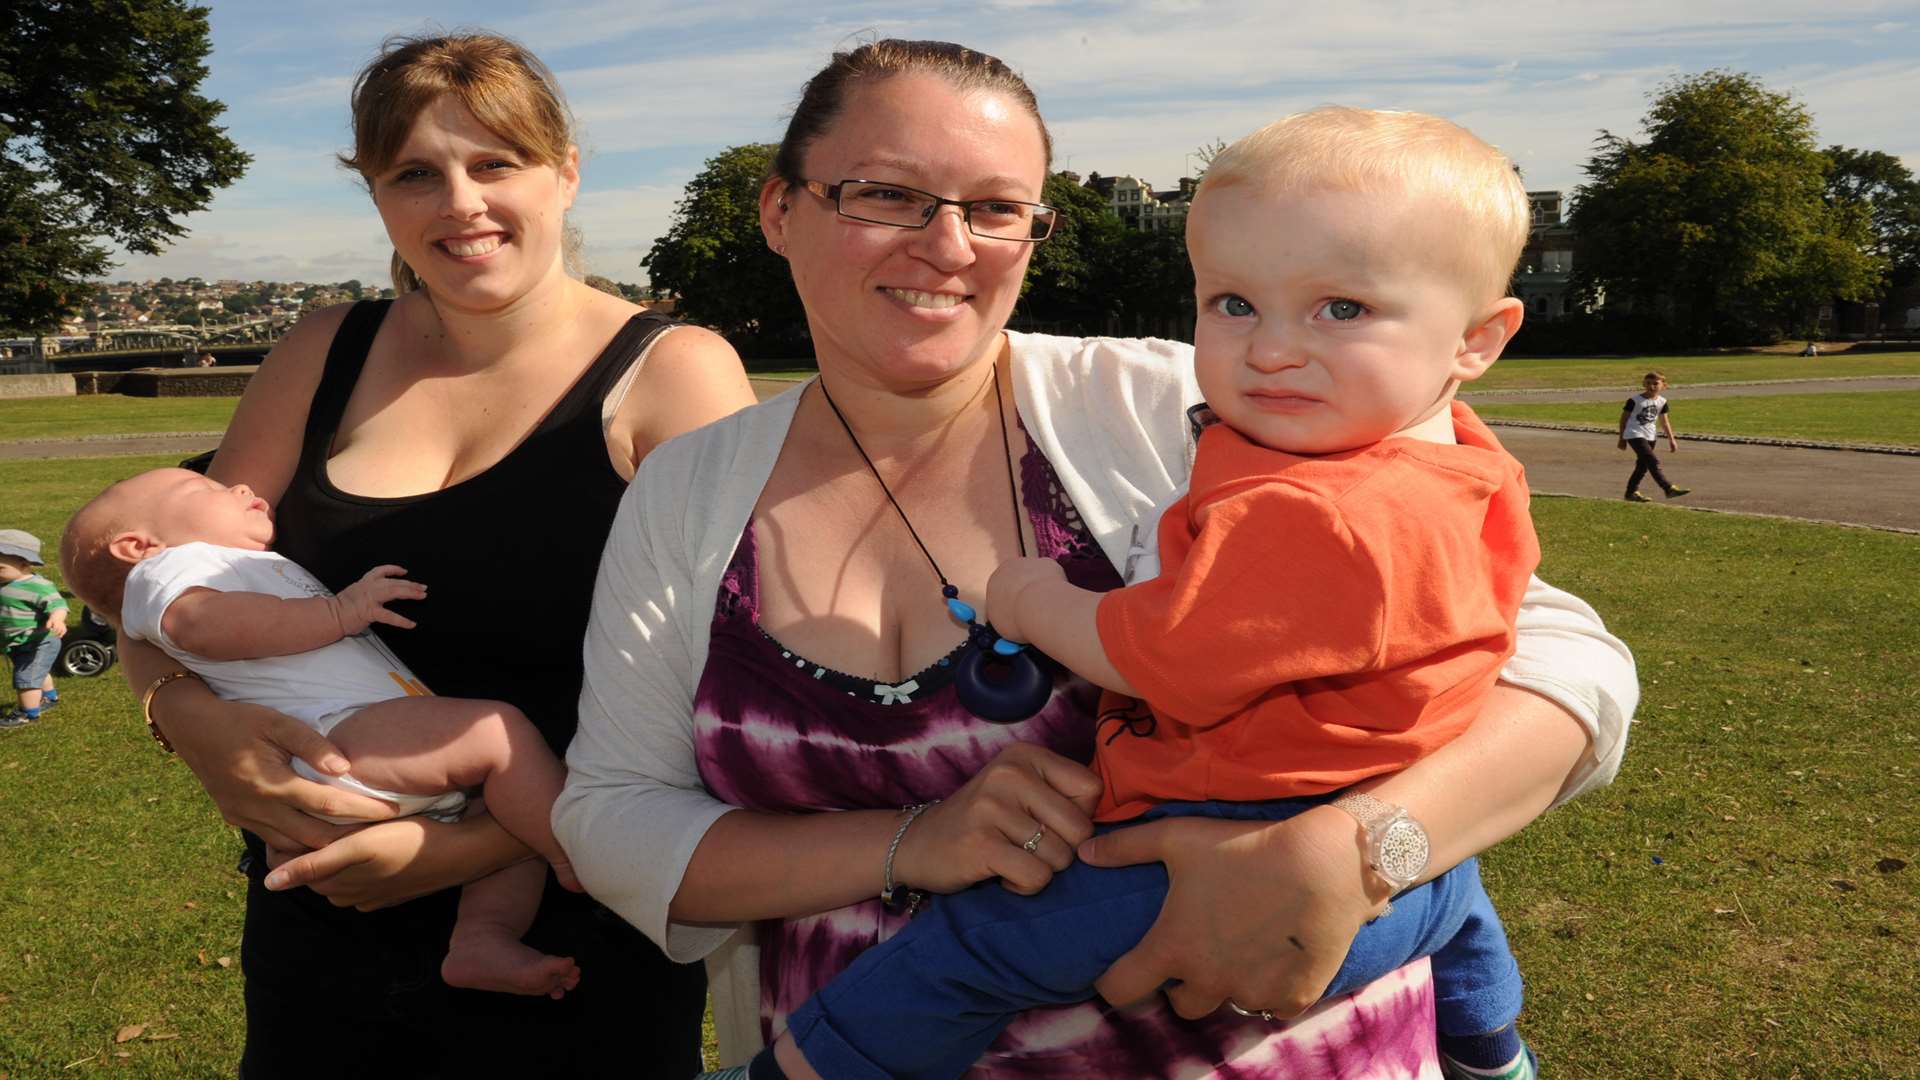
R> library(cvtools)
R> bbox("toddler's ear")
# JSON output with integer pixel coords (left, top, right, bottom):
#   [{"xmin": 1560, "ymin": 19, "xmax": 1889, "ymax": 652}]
[
  {"xmin": 1453, "ymin": 297, "xmax": 1524, "ymax": 384},
  {"xmin": 107, "ymin": 530, "xmax": 167, "ymax": 566}
]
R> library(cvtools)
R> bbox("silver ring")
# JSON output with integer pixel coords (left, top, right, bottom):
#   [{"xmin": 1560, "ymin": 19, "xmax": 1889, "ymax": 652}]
[
  {"xmin": 1226, "ymin": 1001, "xmax": 1276, "ymax": 1023},
  {"xmin": 1021, "ymin": 825, "xmax": 1046, "ymax": 853}
]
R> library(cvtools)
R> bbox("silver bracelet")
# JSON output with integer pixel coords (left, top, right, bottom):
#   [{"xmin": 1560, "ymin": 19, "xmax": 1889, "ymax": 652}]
[{"xmin": 881, "ymin": 800, "xmax": 937, "ymax": 912}]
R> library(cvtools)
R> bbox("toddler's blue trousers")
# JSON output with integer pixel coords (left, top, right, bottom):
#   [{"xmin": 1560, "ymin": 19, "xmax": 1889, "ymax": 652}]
[{"xmin": 786, "ymin": 796, "xmax": 1522, "ymax": 1080}]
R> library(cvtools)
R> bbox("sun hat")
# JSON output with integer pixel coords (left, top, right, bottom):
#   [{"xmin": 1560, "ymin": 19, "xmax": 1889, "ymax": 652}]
[{"xmin": 0, "ymin": 529, "xmax": 45, "ymax": 565}]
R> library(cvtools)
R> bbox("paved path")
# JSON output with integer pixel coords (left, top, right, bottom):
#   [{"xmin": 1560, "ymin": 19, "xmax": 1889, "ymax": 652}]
[
  {"xmin": 1461, "ymin": 375, "xmax": 1920, "ymax": 404},
  {"xmin": 7, "ymin": 378, "xmax": 1914, "ymax": 532},
  {"xmin": 1492, "ymin": 425, "xmax": 1919, "ymax": 533},
  {"xmin": 0, "ymin": 432, "xmax": 220, "ymax": 461}
]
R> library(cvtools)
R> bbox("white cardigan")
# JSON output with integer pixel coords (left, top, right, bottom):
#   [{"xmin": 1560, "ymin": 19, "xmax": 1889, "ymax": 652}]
[{"xmin": 554, "ymin": 332, "xmax": 1637, "ymax": 1048}]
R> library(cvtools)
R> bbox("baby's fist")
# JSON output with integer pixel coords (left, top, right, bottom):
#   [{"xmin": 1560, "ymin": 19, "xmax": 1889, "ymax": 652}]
[{"xmin": 986, "ymin": 557, "xmax": 1065, "ymax": 643}]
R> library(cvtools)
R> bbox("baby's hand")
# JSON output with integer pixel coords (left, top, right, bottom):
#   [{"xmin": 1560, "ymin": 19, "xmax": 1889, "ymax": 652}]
[
  {"xmin": 334, "ymin": 566, "xmax": 426, "ymax": 635},
  {"xmin": 985, "ymin": 557, "xmax": 1066, "ymax": 644}
]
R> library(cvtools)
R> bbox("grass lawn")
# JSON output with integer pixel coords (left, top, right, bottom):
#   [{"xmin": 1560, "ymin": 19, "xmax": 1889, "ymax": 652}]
[
  {"xmin": 0, "ymin": 398, "xmax": 240, "ymax": 442},
  {"xmin": 1474, "ymin": 351, "xmax": 1920, "ymax": 392},
  {"xmin": 2, "ymin": 455, "xmax": 1915, "ymax": 1076},
  {"xmin": 1475, "ymin": 389, "xmax": 1920, "ymax": 447}
]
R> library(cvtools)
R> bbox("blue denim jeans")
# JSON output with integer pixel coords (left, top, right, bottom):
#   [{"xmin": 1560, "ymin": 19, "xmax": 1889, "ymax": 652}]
[
  {"xmin": 787, "ymin": 796, "xmax": 1523, "ymax": 1080},
  {"xmin": 8, "ymin": 633, "xmax": 58, "ymax": 691}
]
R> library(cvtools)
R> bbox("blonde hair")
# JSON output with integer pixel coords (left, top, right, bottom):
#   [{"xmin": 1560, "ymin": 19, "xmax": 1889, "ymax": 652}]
[
  {"xmin": 339, "ymin": 32, "xmax": 581, "ymax": 294},
  {"xmin": 1198, "ymin": 107, "xmax": 1530, "ymax": 302},
  {"xmin": 771, "ymin": 39, "xmax": 1052, "ymax": 185}
]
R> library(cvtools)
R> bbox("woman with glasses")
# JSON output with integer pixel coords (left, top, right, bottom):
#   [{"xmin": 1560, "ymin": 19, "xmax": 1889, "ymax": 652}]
[{"xmin": 556, "ymin": 39, "xmax": 1634, "ymax": 1076}]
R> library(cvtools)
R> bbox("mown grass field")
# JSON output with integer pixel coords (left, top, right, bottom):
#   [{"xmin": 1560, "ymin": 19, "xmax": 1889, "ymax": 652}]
[
  {"xmin": 1472, "ymin": 351, "xmax": 1920, "ymax": 391},
  {"xmin": 1475, "ymin": 389, "xmax": 1920, "ymax": 447},
  {"xmin": 2, "ymin": 350, "xmax": 1915, "ymax": 446},
  {"xmin": 0, "ymin": 397, "xmax": 240, "ymax": 442},
  {"xmin": 2, "ymin": 450, "xmax": 1916, "ymax": 1077}
]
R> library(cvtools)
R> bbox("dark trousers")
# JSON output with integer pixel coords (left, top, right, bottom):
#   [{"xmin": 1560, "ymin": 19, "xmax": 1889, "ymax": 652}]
[
  {"xmin": 1626, "ymin": 438, "xmax": 1672, "ymax": 494},
  {"xmin": 235, "ymin": 860, "xmax": 707, "ymax": 1079}
]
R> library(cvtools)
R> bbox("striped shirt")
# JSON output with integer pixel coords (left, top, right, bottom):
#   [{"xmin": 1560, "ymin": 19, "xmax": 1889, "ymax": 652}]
[{"xmin": 1, "ymin": 573, "xmax": 66, "ymax": 649}]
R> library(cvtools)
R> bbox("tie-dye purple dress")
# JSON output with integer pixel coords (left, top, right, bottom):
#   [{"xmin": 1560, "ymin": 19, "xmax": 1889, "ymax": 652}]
[{"xmin": 692, "ymin": 436, "xmax": 1442, "ymax": 1078}]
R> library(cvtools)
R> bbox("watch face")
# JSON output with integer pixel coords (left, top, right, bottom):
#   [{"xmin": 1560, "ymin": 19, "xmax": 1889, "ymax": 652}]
[{"xmin": 1377, "ymin": 817, "xmax": 1431, "ymax": 884}]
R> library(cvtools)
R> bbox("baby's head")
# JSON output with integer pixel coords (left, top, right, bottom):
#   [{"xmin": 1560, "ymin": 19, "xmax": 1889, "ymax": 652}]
[
  {"xmin": 1187, "ymin": 107, "xmax": 1530, "ymax": 454},
  {"xmin": 61, "ymin": 468, "xmax": 274, "ymax": 618}
]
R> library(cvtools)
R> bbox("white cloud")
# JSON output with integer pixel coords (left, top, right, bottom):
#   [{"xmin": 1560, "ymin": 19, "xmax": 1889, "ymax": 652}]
[
  {"xmin": 111, "ymin": 0, "xmax": 1919, "ymax": 281},
  {"xmin": 569, "ymin": 184, "xmax": 683, "ymax": 282},
  {"xmin": 107, "ymin": 205, "xmax": 393, "ymax": 285}
]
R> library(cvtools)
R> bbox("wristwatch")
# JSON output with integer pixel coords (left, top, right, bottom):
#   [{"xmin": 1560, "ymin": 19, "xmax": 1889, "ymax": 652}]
[{"xmin": 1332, "ymin": 792, "xmax": 1430, "ymax": 892}]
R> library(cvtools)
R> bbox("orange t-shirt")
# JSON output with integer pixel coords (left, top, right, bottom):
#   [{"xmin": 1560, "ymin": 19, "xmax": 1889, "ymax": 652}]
[{"xmin": 1092, "ymin": 401, "xmax": 1539, "ymax": 822}]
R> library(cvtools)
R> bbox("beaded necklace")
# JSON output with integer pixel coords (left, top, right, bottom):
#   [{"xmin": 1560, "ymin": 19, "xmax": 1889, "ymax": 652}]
[{"xmin": 817, "ymin": 365, "xmax": 1051, "ymax": 723}]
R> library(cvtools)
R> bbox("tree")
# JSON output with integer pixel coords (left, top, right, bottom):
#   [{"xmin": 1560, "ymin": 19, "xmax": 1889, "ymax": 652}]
[
  {"xmin": 1569, "ymin": 71, "xmax": 1882, "ymax": 345},
  {"xmin": 0, "ymin": 1, "xmax": 249, "ymax": 333},
  {"xmin": 583, "ymin": 274, "xmax": 623, "ymax": 297},
  {"xmin": 1019, "ymin": 172, "xmax": 1129, "ymax": 325},
  {"xmin": 1824, "ymin": 146, "xmax": 1920, "ymax": 289},
  {"xmin": 643, "ymin": 143, "xmax": 805, "ymax": 351}
]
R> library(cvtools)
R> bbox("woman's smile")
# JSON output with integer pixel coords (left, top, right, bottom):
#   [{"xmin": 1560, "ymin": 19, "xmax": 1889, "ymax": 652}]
[
  {"xmin": 881, "ymin": 286, "xmax": 971, "ymax": 314},
  {"xmin": 439, "ymin": 233, "xmax": 507, "ymax": 259}
]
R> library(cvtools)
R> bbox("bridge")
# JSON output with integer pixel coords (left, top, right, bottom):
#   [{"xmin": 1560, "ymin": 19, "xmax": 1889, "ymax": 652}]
[
  {"xmin": 0, "ymin": 315, "xmax": 294, "ymax": 374},
  {"xmin": 66, "ymin": 312, "xmax": 298, "ymax": 356}
]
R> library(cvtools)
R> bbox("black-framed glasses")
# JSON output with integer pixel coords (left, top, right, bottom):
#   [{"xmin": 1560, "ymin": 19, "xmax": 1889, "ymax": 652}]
[{"xmin": 801, "ymin": 179, "xmax": 1058, "ymax": 242}]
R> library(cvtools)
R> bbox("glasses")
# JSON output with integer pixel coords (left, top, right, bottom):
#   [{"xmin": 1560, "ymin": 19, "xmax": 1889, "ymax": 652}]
[{"xmin": 801, "ymin": 179, "xmax": 1058, "ymax": 242}]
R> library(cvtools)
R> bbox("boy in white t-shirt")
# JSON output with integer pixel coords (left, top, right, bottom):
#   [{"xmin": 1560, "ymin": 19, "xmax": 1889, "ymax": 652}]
[
  {"xmin": 61, "ymin": 467, "xmax": 582, "ymax": 999},
  {"xmin": 1617, "ymin": 371, "xmax": 1691, "ymax": 502}
]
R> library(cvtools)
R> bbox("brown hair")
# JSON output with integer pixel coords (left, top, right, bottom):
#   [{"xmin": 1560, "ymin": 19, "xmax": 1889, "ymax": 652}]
[
  {"xmin": 770, "ymin": 39, "xmax": 1052, "ymax": 186},
  {"xmin": 59, "ymin": 486, "xmax": 137, "ymax": 620},
  {"xmin": 339, "ymin": 32, "xmax": 580, "ymax": 294},
  {"xmin": 1644, "ymin": 371, "xmax": 1666, "ymax": 382}
]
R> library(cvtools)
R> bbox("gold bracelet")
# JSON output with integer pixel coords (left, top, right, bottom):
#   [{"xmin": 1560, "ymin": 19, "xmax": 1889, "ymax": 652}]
[{"xmin": 139, "ymin": 671, "xmax": 203, "ymax": 753}]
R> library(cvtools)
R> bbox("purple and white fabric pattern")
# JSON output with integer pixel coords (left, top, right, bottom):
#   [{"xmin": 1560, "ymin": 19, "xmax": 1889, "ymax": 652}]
[{"xmin": 691, "ymin": 436, "xmax": 1441, "ymax": 1078}]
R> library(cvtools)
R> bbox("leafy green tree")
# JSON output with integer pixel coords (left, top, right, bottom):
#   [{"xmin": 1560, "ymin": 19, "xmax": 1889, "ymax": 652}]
[
  {"xmin": 1569, "ymin": 71, "xmax": 1882, "ymax": 344},
  {"xmin": 1104, "ymin": 226, "xmax": 1195, "ymax": 338},
  {"xmin": 643, "ymin": 143, "xmax": 804, "ymax": 351},
  {"xmin": 1824, "ymin": 146, "xmax": 1920, "ymax": 289},
  {"xmin": 1020, "ymin": 172, "xmax": 1128, "ymax": 325},
  {"xmin": 0, "ymin": 1, "xmax": 249, "ymax": 333}
]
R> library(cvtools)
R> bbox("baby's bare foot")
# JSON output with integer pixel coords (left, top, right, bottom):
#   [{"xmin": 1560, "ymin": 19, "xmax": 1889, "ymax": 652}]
[{"xmin": 442, "ymin": 931, "xmax": 581, "ymax": 999}]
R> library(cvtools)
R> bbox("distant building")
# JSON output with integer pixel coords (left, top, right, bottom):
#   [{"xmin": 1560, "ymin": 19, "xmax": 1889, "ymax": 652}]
[
  {"xmin": 1512, "ymin": 190, "xmax": 1582, "ymax": 321},
  {"xmin": 1105, "ymin": 175, "xmax": 1197, "ymax": 234}
]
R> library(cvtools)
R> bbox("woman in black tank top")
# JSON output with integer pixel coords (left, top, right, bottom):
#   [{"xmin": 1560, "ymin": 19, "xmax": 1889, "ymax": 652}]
[{"xmin": 118, "ymin": 34, "xmax": 755, "ymax": 1079}]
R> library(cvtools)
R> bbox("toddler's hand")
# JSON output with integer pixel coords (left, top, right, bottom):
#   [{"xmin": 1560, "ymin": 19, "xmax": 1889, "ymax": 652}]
[
  {"xmin": 50, "ymin": 614, "xmax": 68, "ymax": 639},
  {"xmin": 334, "ymin": 565, "xmax": 426, "ymax": 635},
  {"xmin": 985, "ymin": 557, "xmax": 1066, "ymax": 644}
]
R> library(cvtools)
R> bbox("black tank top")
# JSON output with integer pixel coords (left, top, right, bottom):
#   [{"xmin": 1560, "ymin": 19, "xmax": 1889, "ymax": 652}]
[
  {"xmin": 275, "ymin": 299, "xmax": 674, "ymax": 753},
  {"xmin": 237, "ymin": 303, "xmax": 705, "ymax": 1078}
]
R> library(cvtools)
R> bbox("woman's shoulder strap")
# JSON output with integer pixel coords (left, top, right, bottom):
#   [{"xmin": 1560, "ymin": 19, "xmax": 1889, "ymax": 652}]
[
  {"xmin": 580, "ymin": 312, "xmax": 682, "ymax": 403},
  {"xmin": 302, "ymin": 298, "xmax": 392, "ymax": 450}
]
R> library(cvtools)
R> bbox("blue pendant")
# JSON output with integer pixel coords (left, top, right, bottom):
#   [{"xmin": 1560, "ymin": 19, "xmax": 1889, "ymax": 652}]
[{"xmin": 954, "ymin": 636, "xmax": 1051, "ymax": 723}]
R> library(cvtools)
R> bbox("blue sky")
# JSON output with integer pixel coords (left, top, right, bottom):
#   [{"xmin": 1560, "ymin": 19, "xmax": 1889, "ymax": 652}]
[{"xmin": 110, "ymin": 0, "xmax": 1920, "ymax": 285}]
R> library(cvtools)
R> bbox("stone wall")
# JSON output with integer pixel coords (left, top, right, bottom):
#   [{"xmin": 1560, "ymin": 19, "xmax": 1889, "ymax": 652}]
[
  {"xmin": 0, "ymin": 373, "xmax": 77, "ymax": 399},
  {"xmin": 84, "ymin": 367, "xmax": 259, "ymax": 397}
]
